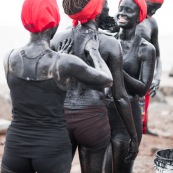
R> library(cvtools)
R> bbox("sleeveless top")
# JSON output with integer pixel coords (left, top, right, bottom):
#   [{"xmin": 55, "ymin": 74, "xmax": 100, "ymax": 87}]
[
  {"xmin": 4, "ymin": 50, "xmax": 71, "ymax": 158},
  {"xmin": 64, "ymin": 25, "xmax": 106, "ymax": 109}
]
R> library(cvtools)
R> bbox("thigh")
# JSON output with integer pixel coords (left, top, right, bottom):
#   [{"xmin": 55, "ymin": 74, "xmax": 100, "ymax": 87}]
[
  {"xmin": 78, "ymin": 145, "xmax": 108, "ymax": 173},
  {"xmin": 32, "ymin": 151, "xmax": 72, "ymax": 173},
  {"xmin": 1, "ymin": 153, "xmax": 34, "ymax": 173}
]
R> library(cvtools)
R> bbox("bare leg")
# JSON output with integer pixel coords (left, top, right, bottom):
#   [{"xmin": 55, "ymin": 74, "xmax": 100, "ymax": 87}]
[
  {"xmin": 102, "ymin": 143, "xmax": 112, "ymax": 173},
  {"xmin": 111, "ymin": 139, "xmax": 134, "ymax": 173},
  {"xmin": 78, "ymin": 145, "xmax": 108, "ymax": 173}
]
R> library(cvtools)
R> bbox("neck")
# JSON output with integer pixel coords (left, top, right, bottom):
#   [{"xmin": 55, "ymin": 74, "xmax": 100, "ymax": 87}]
[
  {"xmin": 29, "ymin": 32, "xmax": 50, "ymax": 49},
  {"xmin": 119, "ymin": 26, "xmax": 136, "ymax": 41},
  {"xmin": 82, "ymin": 20, "xmax": 98, "ymax": 31}
]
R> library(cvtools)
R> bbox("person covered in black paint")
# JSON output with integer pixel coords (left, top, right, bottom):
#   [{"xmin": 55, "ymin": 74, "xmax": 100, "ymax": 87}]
[
  {"xmin": 1, "ymin": 0, "xmax": 113, "ymax": 172},
  {"xmin": 104, "ymin": 0, "xmax": 156, "ymax": 172}
]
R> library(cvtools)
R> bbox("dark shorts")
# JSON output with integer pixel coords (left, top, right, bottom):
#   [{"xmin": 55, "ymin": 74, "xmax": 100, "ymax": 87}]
[
  {"xmin": 65, "ymin": 105, "xmax": 111, "ymax": 149},
  {"xmin": 1, "ymin": 150, "xmax": 72, "ymax": 173}
]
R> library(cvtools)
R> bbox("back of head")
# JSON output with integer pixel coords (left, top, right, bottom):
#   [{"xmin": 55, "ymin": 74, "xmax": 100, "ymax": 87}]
[
  {"xmin": 21, "ymin": 0, "xmax": 60, "ymax": 33},
  {"xmin": 63, "ymin": 0, "xmax": 104, "ymax": 26},
  {"xmin": 146, "ymin": 0, "xmax": 164, "ymax": 17}
]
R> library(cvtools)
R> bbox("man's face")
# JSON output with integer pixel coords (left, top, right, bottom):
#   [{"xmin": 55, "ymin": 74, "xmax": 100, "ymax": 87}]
[
  {"xmin": 117, "ymin": 0, "xmax": 139, "ymax": 29},
  {"xmin": 147, "ymin": 2, "xmax": 162, "ymax": 17}
]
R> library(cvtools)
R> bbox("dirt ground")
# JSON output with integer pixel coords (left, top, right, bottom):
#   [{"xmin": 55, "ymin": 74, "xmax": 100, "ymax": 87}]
[{"xmin": 0, "ymin": 78, "xmax": 173, "ymax": 173}]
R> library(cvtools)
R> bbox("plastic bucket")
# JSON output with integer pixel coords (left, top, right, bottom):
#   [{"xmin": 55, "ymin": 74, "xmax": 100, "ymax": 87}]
[{"xmin": 154, "ymin": 149, "xmax": 173, "ymax": 173}]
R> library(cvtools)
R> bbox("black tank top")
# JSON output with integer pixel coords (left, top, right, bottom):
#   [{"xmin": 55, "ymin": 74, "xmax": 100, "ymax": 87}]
[{"xmin": 4, "ymin": 50, "xmax": 71, "ymax": 158}]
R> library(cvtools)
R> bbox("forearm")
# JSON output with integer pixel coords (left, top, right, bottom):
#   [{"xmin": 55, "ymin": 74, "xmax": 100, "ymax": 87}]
[
  {"xmin": 113, "ymin": 96, "xmax": 137, "ymax": 139},
  {"xmin": 89, "ymin": 49, "xmax": 112, "ymax": 79},
  {"xmin": 153, "ymin": 56, "xmax": 162, "ymax": 82},
  {"xmin": 123, "ymin": 71, "xmax": 150, "ymax": 96}
]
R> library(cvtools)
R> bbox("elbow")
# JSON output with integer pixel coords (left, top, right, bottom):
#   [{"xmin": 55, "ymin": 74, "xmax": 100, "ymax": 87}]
[
  {"xmin": 102, "ymin": 74, "xmax": 113, "ymax": 88},
  {"xmin": 104, "ymin": 78, "xmax": 113, "ymax": 88},
  {"xmin": 107, "ymin": 76, "xmax": 113, "ymax": 87}
]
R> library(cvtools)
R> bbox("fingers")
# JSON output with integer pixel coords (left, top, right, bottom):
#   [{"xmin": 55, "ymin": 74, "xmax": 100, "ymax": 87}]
[
  {"xmin": 57, "ymin": 42, "xmax": 62, "ymax": 52},
  {"xmin": 125, "ymin": 151, "xmax": 138, "ymax": 163},
  {"xmin": 149, "ymin": 90, "xmax": 156, "ymax": 98},
  {"xmin": 149, "ymin": 86, "xmax": 157, "ymax": 98},
  {"xmin": 64, "ymin": 38, "xmax": 73, "ymax": 53},
  {"xmin": 58, "ymin": 38, "xmax": 73, "ymax": 54}
]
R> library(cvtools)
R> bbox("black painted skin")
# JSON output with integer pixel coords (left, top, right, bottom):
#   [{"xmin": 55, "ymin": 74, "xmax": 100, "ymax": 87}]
[
  {"xmin": 3, "ymin": 24, "xmax": 114, "ymax": 172},
  {"xmin": 136, "ymin": 1, "xmax": 163, "ymax": 97},
  {"xmin": 104, "ymin": 0, "xmax": 156, "ymax": 172},
  {"xmin": 4, "ymin": 27, "xmax": 113, "ymax": 89},
  {"xmin": 51, "ymin": 0, "xmax": 139, "ymax": 171}
]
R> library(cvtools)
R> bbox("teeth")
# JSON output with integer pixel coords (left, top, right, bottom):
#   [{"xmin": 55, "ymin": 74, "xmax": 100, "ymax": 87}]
[{"xmin": 119, "ymin": 17, "xmax": 127, "ymax": 22}]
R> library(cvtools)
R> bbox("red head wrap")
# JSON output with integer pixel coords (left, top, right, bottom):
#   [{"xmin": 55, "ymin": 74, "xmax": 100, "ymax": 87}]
[
  {"xmin": 21, "ymin": 0, "xmax": 60, "ymax": 33},
  {"xmin": 147, "ymin": 0, "xmax": 164, "ymax": 4},
  {"xmin": 68, "ymin": 0, "xmax": 104, "ymax": 27},
  {"xmin": 119, "ymin": 0, "xmax": 147, "ymax": 23}
]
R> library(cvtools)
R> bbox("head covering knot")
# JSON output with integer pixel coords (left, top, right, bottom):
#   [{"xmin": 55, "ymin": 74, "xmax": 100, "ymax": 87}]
[
  {"xmin": 68, "ymin": 0, "xmax": 104, "ymax": 26},
  {"xmin": 21, "ymin": 0, "xmax": 60, "ymax": 33}
]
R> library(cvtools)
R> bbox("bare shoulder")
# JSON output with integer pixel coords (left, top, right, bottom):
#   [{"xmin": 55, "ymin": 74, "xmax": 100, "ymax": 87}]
[
  {"xmin": 98, "ymin": 32, "xmax": 121, "ymax": 58},
  {"xmin": 148, "ymin": 17, "xmax": 158, "ymax": 30},
  {"xmin": 3, "ymin": 48, "xmax": 21, "ymax": 76},
  {"xmin": 98, "ymin": 32, "xmax": 120, "ymax": 48},
  {"xmin": 51, "ymin": 29, "xmax": 73, "ymax": 50},
  {"xmin": 139, "ymin": 38, "xmax": 156, "ymax": 59}
]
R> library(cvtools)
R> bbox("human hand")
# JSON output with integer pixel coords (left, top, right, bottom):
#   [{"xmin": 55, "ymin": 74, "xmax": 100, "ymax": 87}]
[
  {"xmin": 57, "ymin": 38, "xmax": 73, "ymax": 54},
  {"xmin": 149, "ymin": 79, "xmax": 160, "ymax": 98},
  {"xmin": 125, "ymin": 136, "xmax": 139, "ymax": 163},
  {"xmin": 85, "ymin": 35, "xmax": 99, "ymax": 53}
]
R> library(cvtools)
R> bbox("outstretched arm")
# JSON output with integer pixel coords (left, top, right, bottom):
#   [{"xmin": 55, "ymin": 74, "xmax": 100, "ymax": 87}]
[
  {"xmin": 58, "ymin": 53, "xmax": 113, "ymax": 89},
  {"xmin": 123, "ymin": 44, "xmax": 156, "ymax": 97}
]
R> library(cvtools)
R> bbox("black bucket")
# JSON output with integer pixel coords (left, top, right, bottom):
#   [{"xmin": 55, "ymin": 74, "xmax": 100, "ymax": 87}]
[{"xmin": 154, "ymin": 149, "xmax": 173, "ymax": 173}]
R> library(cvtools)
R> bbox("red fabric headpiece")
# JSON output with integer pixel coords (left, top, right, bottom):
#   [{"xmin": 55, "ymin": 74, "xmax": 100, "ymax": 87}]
[
  {"xmin": 21, "ymin": 0, "xmax": 60, "ymax": 33},
  {"xmin": 119, "ymin": 0, "xmax": 147, "ymax": 23},
  {"xmin": 134, "ymin": 0, "xmax": 147, "ymax": 22},
  {"xmin": 147, "ymin": 0, "xmax": 164, "ymax": 4},
  {"xmin": 68, "ymin": 0, "xmax": 104, "ymax": 26}
]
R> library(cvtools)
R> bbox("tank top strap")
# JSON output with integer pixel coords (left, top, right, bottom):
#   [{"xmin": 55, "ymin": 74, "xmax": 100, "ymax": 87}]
[
  {"xmin": 19, "ymin": 50, "xmax": 47, "ymax": 80},
  {"xmin": 7, "ymin": 49, "xmax": 14, "ymax": 72}
]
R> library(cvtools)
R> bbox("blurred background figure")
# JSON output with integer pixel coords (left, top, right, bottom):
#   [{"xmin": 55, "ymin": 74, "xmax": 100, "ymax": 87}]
[{"xmin": 136, "ymin": 0, "xmax": 164, "ymax": 136}]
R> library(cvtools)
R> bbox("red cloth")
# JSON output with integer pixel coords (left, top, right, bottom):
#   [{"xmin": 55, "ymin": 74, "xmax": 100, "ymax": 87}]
[
  {"xmin": 142, "ymin": 92, "xmax": 150, "ymax": 134},
  {"xmin": 21, "ymin": 0, "xmax": 60, "ymax": 33},
  {"xmin": 68, "ymin": 0, "xmax": 104, "ymax": 26},
  {"xmin": 147, "ymin": 0, "xmax": 164, "ymax": 4},
  {"xmin": 119, "ymin": 0, "xmax": 147, "ymax": 23}
]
